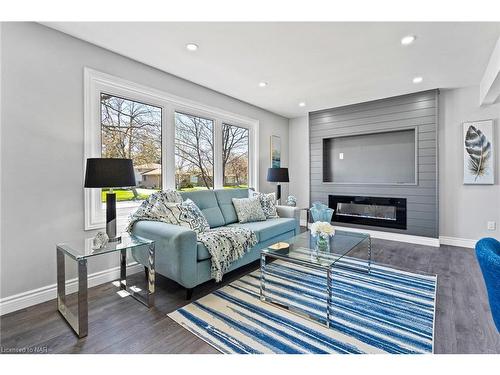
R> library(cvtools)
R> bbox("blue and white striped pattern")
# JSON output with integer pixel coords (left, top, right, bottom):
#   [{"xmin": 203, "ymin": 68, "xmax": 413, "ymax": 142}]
[{"xmin": 168, "ymin": 257, "xmax": 437, "ymax": 354}]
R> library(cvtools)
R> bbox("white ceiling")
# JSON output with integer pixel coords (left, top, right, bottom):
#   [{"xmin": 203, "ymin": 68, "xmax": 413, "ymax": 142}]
[{"xmin": 44, "ymin": 22, "xmax": 500, "ymax": 118}]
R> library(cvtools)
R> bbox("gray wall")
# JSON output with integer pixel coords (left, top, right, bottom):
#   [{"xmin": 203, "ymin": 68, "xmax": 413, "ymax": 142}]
[
  {"xmin": 323, "ymin": 129, "xmax": 416, "ymax": 184},
  {"xmin": 439, "ymin": 86, "xmax": 499, "ymax": 240},
  {"xmin": 0, "ymin": 22, "xmax": 289, "ymax": 299},
  {"xmin": 309, "ymin": 90, "xmax": 439, "ymax": 238}
]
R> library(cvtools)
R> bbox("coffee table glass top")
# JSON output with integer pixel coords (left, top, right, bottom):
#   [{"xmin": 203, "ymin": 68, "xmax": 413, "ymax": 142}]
[
  {"xmin": 56, "ymin": 233, "xmax": 154, "ymax": 260},
  {"xmin": 264, "ymin": 230, "xmax": 369, "ymax": 268}
]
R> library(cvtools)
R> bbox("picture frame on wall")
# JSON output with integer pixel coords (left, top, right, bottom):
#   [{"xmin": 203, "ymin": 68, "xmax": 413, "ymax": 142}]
[
  {"xmin": 270, "ymin": 135, "xmax": 281, "ymax": 168},
  {"xmin": 463, "ymin": 119, "xmax": 494, "ymax": 185}
]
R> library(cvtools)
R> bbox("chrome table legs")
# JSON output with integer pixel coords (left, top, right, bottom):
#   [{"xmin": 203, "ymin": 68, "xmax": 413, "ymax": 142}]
[
  {"xmin": 56, "ymin": 247, "xmax": 88, "ymax": 338},
  {"xmin": 56, "ymin": 242, "xmax": 155, "ymax": 338},
  {"xmin": 120, "ymin": 243, "xmax": 155, "ymax": 307}
]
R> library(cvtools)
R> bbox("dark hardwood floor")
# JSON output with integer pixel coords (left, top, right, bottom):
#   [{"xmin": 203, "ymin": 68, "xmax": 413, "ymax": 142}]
[{"xmin": 1, "ymin": 229, "xmax": 499, "ymax": 354}]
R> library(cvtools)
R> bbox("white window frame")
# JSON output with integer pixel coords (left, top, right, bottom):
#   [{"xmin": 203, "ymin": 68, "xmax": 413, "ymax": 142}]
[{"xmin": 84, "ymin": 68, "xmax": 259, "ymax": 230}]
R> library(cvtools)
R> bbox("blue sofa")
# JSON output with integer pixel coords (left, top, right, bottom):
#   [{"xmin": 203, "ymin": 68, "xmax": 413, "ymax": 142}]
[
  {"xmin": 131, "ymin": 188, "xmax": 300, "ymax": 298},
  {"xmin": 475, "ymin": 237, "xmax": 500, "ymax": 332}
]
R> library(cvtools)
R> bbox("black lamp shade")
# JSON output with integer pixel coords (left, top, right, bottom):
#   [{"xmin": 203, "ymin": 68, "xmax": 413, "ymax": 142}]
[
  {"xmin": 267, "ymin": 168, "xmax": 289, "ymax": 183},
  {"xmin": 84, "ymin": 158, "xmax": 136, "ymax": 188}
]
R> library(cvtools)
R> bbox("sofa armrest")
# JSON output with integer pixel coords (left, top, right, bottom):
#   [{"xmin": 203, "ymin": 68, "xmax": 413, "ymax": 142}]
[
  {"xmin": 131, "ymin": 221, "xmax": 198, "ymax": 288},
  {"xmin": 276, "ymin": 205, "xmax": 301, "ymax": 222}
]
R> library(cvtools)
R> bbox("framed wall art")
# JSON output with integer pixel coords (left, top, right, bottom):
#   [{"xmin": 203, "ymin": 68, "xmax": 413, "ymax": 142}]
[
  {"xmin": 463, "ymin": 120, "xmax": 494, "ymax": 184},
  {"xmin": 270, "ymin": 135, "xmax": 281, "ymax": 168}
]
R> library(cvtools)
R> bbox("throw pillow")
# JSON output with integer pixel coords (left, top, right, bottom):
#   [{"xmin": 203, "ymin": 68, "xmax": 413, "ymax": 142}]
[
  {"xmin": 252, "ymin": 191, "xmax": 279, "ymax": 218},
  {"xmin": 127, "ymin": 193, "xmax": 209, "ymax": 234},
  {"xmin": 178, "ymin": 199, "xmax": 210, "ymax": 233},
  {"xmin": 163, "ymin": 188, "xmax": 183, "ymax": 203},
  {"xmin": 232, "ymin": 196, "xmax": 267, "ymax": 223}
]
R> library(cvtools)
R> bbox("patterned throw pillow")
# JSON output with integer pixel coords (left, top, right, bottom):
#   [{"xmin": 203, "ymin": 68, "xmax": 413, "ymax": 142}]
[
  {"xmin": 127, "ymin": 192, "xmax": 209, "ymax": 233},
  {"xmin": 232, "ymin": 196, "xmax": 267, "ymax": 223},
  {"xmin": 178, "ymin": 199, "xmax": 210, "ymax": 233},
  {"xmin": 163, "ymin": 189, "xmax": 183, "ymax": 203},
  {"xmin": 252, "ymin": 192, "xmax": 279, "ymax": 219}
]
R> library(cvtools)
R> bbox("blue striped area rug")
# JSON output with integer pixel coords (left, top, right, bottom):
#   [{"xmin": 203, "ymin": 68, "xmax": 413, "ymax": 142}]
[{"xmin": 168, "ymin": 257, "xmax": 437, "ymax": 354}]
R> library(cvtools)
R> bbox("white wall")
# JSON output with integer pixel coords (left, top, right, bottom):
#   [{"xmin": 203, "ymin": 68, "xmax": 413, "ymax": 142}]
[
  {"xmin": 287, "ymin": 87, "xmax": 500, "ymax": 244},
  {"xmin": 288, "ymin": 116, "xmax": 309, "ymax": 222},
  {"xmin": 439, "ymin": 86, "xmax": 500, "ymax": 241},
  {"xmin": 0, "ymin": 22, "xmax": 289, "ymax": 301}
]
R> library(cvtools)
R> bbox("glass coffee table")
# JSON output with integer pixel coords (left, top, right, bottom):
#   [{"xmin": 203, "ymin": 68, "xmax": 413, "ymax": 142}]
[
  {"xmin": 260, "ymin": 230, "xmax": 371, "ymax": 328},
  {"xmin": 56, "ymin": 233, "xmax": 155, "ymax": 338}
]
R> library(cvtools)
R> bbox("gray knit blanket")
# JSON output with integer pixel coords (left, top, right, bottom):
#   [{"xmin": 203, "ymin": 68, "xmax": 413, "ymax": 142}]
[
  {"xmin": 127, "ymin": 190, "xmax": 257, "ymax": 282},
  {"xmin": 198, "ymin": 227, "xmax": 257, "ymax": 282}
]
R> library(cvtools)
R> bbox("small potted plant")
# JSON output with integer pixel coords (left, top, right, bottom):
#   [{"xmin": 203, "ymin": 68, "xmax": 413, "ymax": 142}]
[{"xmin": 310, "ymin": 221, "xmax": 335, "ymax": 252}]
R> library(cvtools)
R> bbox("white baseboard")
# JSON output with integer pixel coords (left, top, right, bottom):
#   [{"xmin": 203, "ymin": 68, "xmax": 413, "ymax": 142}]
[
  {"xmin": 0, "ymin": 263, "xmax": 142, "ymax": 316},
  {"xmin": 332, "ymin": 225, "xmax": 441, "ymax": 247},
  {"xmin": 301, "ymin": 223, "xmax": 440, "ymax": 247},
  {"xmin": 439, "ymin": 236, "xmax": 477, "ymax": 249},
  {"xmin": 301, "ymin": 222, "xmax": 478, "ymax": 249}
]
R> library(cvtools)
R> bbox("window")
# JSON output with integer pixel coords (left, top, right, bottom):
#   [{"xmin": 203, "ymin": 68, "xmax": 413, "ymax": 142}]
[
  {"xmin": 84, "ymin": 68, "xmax": 258, "ymax": 230},
  {"xmin": 175, "ymin": 112, "xmax": 214, "ymax": 190},
  {"xmin": 222, "ymin": 124, "xmax": 249, "ymax": 188},
  {"xmin": 100, "ymin": 94, "xmax": 162, "ymax": 205}
]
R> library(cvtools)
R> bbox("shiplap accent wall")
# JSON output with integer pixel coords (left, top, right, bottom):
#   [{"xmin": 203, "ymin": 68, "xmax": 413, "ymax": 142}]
[{"xmin": 309, "ymin": 90, "xmax": 439, "ymax": 238}]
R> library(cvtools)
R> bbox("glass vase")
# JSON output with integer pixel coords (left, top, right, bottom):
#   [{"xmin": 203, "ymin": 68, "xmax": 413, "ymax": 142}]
[{"xmin": 315, "ymin": 233, "xmax": 330, "ymax": 253}]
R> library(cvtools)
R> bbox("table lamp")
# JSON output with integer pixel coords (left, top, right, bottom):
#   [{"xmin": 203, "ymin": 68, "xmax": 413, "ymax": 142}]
[
  {"xmin": 267, "ymin": 167, "xmax": 289, "ymax": 204},
  {"xmin": 84, "ymin": 158, "xmax": 136, "ymax": 242}
]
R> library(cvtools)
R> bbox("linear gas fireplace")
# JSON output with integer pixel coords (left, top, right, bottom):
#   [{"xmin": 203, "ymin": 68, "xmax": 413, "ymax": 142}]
[{"xmin": 328, "ymin": 195, "xmax": 407, "ymax": 230}]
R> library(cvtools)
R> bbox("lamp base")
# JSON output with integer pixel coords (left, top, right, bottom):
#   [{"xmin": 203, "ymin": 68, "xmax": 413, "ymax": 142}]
[
  {"xmin": 276, "ymin": 184, "xmax": 282, "ymax": 205},
  {"xmin": 106, "ymin": 192, "xmax": 119, "ymax": 242}
]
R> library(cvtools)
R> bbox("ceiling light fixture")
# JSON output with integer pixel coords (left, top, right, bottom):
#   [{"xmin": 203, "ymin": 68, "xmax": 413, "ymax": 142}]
[
  {"xmin": 401, "ymin": 35, "xmax": 416, "ymax": 46},
  {"xmin": 298, "ymin": 102, "xmax": 306, "ymax": 107},
  {"xmin": 412, "ymin": 76, "xmax": 423, "ymax": 84},
  {"xmin": 258, "ymin": 82, "xmax": 268, "ymax": 87},
  {"xmin": 186, "ymin": 43, "xmax": 199, "ymax": 51}
]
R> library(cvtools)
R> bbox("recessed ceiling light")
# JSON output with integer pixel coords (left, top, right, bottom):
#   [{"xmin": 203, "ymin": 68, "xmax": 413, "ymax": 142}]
[
  {"xmin": 412, "ymin": 76, "xmax": 423, "ymax": 84},
  {"xmin": 258, "ymin": 82, "xmax": 268, "ymax": 87},
  {"xmin": 401, "ymin": 35, "xmax": 416, "ymax": 46},
  {"xmin": 298, "ymin": 102, "xmax": 306, "ymax": 107},
  {"xmin": 186, "ymin": 43, "xmax": 199, "ymax": 51}
]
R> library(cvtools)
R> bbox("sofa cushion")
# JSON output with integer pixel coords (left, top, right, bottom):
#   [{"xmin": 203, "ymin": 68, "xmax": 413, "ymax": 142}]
[
  {"xmin": 214, "ymin": 188, "xmax": 249, "ymax": 225},
  {"xmin": 180, "ymin": 190, "xmax": 225, "ymax": 228},
  {"xmin": 228, "ymin": 218, "xmax": 297, "ymax": 243},
  {"xmin": 197, "ymin": 218, "xmax": 297, "ymax": 260}
]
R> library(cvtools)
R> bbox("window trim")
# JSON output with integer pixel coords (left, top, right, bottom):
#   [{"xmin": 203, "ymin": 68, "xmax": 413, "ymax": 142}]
[{"xmin": 84, "ymin": 68, "xmax": 259, "ymax": 230}]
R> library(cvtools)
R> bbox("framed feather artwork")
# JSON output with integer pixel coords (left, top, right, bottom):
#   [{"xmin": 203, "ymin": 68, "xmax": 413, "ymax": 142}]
[{"xmin": 463, "ymin": 120, "xmax": 494, "ymax": 185}]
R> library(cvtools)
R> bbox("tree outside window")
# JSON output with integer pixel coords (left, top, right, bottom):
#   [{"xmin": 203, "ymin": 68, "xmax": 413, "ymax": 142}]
[
  {"xmin": 175, "ymin": 112, "xmax": 214, "ymax": 190},
  {"xmin": 100, "ymin": 93, "xmax": 162, "ymax": 203},
  {"xmin": 222, "ymin": 124, "xmax": 249, "ymax": 188}
]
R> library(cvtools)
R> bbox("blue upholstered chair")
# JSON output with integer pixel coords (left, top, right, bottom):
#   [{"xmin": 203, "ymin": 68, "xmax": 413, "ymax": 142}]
[
  {"xmin": 310, "ymin": 201, "xmax": 334, "ymax": 223},
  {"xmin": 475, "ymin": 237, "xmax": 500, "ymax": 332}
]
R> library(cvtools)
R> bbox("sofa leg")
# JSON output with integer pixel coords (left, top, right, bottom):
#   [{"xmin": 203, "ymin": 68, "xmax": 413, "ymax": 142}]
[
  {"xmin": 186, "ymin": 288, "xmax": 194, "ymax": 300},
  {"xmin": 144, "ymin": 266, "xmax": 148, "ymax": 279}
]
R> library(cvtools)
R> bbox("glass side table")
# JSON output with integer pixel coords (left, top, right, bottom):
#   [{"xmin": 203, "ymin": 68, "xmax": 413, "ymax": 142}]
[{"xmin": 56, "ymin": 233, "xmax": 155, "ymax": 338}]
